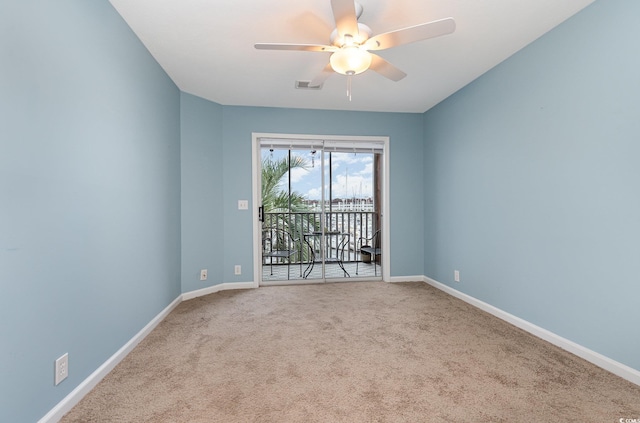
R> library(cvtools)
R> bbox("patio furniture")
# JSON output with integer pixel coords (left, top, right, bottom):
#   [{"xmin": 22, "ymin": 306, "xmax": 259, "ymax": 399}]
[
  {"xmin": 262, "ymin": 228, "xmax": 300, "ymax": 280},
  {"xmin": 303, "ymin": 231, "xmax": 350, "ymax": 278},
  {"xmin": 356, "ymin": 229, "xmax": 381, "ymax": 276}
]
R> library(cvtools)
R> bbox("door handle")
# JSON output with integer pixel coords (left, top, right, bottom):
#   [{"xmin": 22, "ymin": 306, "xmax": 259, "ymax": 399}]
[{"xmin": 258, "ymin": 206, "xmax": 264, "ymax": 222}]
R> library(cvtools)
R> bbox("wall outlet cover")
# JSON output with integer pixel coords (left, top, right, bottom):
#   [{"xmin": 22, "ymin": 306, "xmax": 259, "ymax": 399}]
[{"xmin": 55, "ymin": 353, "xmax": 68, "ymax": 385}]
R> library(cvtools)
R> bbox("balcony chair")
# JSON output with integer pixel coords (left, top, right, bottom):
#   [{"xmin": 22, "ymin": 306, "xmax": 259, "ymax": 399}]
[
  {"xmin": 262, "ymin": 228, "xmax": 301, "ymax": 280},
  {"xmin": 356, "ymin": 229, "xmax": 381, "ymax": 277}
]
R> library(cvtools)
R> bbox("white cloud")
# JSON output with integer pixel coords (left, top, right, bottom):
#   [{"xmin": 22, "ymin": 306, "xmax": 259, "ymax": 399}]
[
  {"xmin": 289, "ymin": 167, "xmax": 310, "ymax": 183},
  {"xmin": 306, "ymin": 187, "xmax": 323, "ymax": 199},
  {"xmin": 333, "ymin": 174, "xmax": 372, "ymax": 198},
  {"xmin": 355, "ymin": 162, "xmax": 373, "ymax": 176}
]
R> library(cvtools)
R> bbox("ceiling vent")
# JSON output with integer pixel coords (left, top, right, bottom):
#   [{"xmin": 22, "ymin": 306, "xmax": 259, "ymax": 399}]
[{"xmin": 295, "ymin": 80, "xmax": 323, "ymax": 90}]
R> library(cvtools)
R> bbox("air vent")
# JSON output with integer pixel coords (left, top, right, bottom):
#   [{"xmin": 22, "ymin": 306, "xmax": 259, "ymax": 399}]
[{"xmin": 295, "ymin": 80, "xmax": 323, "ymax": 90}]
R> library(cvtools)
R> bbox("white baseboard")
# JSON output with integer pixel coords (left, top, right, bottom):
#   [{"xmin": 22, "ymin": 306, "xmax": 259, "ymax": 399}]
[
  {"xmin": 387, "ymin": 275, "xmax": 425, "ymax": 283},
  {"xmin": 422, "ymin": 276, "xmax": 640, "ymax": 387},
  {"xmin": 181, "ymin": 281, "xmax": 257, "ymax": 301},
  {"xmin": 38, "ymin": 295, "xmax": 182, "ymax": 423}
]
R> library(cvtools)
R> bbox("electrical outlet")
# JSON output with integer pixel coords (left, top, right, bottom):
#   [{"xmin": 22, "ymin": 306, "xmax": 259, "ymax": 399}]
[
  {"xmin": 200, "ymin": 269, "xmax": 208, "ymax": 281},
  {"xmin": 454, "ymin": 270, "xmax": 460, "ymax": 282},
  {"xmin": 55, "ymin": 353, "xmax": 68, "ymax": 385},
  {"xmin": 234, "ymin": 265, "xmax": 241, "ymax": 275}
]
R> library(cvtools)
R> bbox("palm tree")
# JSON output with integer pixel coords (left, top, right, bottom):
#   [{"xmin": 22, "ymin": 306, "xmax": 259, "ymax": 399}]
[{"xmin": 261, "ymin": 155, "xmax": 308, "ymax": 213}]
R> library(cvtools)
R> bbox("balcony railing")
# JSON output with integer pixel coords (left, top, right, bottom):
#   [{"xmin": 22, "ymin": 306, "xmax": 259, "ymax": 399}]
[{"xmin": 262, "ymin": 211, "xmax": 378, "ymax": 264}]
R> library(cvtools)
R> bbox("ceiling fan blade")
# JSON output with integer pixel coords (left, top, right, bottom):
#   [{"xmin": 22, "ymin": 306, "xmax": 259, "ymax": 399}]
[
  {"xmin": 369, "ymin": 54, "xmax": 407, "ymax": 82},
  {"xmin": 254, "ymin": 43, "xmax": 336, "ymax": 52},
  {"xmin": 331, "ymin": 0, "xmax": 359, "ymax": 40},
  {"xmin": 309, "ymin": 63, "xmax": 335, "ymax": 87},
  {"xmin": 364, "ymin": 17, "xmax": 455, "ymax": 51}
]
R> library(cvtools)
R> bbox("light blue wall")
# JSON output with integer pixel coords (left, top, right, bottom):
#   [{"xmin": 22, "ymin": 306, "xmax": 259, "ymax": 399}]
[
  {"xmin": 424, "ymin": 0, "xmax": 640, "ymax": 371},
  {"xmin": 0, "ymin": 1, "xmax": 181, "ymax": 422},
  {"xmin": 179, "ymin": 104, "xmax": 425, "ymax": 288},
  {"xmin": 180, "ymin": 93, "xmax": 224, "ymax": 292}
]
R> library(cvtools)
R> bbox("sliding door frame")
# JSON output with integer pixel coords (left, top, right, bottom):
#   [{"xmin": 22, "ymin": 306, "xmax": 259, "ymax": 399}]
[{"xmin": 252, "ymin": 132, "xmax": 391, "ymax": 285}]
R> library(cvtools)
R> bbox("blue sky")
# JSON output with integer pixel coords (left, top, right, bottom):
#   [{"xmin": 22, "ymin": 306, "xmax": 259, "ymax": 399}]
[{"xmin": 263, "ymin": 149, "xmax": 374, "ymax": 201}]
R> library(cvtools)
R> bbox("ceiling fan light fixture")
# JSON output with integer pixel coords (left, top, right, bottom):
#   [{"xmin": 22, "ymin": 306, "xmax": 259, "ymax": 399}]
[{"xmin": 330, "ymin": 46, "xmax": 372, "ymax": 76}]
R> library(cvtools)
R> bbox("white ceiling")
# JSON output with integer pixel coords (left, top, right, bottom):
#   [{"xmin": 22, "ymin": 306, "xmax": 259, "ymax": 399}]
[{"xmin": 109, "ymin": 0, "xmax": 595, "ymax": 113}]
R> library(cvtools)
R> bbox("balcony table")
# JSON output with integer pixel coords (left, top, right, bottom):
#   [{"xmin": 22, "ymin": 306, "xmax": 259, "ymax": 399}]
[{"xmin": 303, "ymin": 231, "xmax": 350, "ymax": 279}]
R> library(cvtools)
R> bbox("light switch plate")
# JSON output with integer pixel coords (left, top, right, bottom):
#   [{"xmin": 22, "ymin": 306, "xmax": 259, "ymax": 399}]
[{"xmin": 238, "ymin": 200, "xmax": 249, "ymax": 210}]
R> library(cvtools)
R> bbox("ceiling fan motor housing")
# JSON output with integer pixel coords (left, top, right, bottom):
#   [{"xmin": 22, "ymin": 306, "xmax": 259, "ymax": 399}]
[
  {"xmin": 328, "ymin": 3, "xmax": 373, "ymax": 77},
  {"xmin": 330, "ymin": 23, "xmax": 372, "ymax": 47}
]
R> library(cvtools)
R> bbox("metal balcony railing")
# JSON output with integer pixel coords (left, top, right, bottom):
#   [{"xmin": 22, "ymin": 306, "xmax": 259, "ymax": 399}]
[{"xmin": 262, "ymin": 211, "xmax": 378, "ymax": 264}]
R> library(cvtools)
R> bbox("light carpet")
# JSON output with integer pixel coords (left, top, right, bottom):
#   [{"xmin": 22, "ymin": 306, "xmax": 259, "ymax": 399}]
[{"xmin": 61, "ymin": 282, "xmax": 640, "ymax": 422}]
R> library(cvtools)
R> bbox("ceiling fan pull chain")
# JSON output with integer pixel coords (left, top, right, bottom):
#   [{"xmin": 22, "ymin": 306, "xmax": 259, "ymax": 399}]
[{"xmin": 347, "ymin": 74, "xmax": 352, "ymax": 101}]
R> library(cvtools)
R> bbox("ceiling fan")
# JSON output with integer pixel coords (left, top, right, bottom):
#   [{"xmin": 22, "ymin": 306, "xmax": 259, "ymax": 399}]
[{"xmin": 255, "ymin": 0, "xmax": 456, "ymax": 97}]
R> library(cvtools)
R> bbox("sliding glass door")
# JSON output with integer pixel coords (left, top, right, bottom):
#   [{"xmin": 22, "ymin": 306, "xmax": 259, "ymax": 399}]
[
  {"xmin": 260, "ymin": 146, "xmax": 318, "ymax": 282},
  {"xmin": 257, "ymin": 136, "xmax": 384, "ymax": 284}
]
